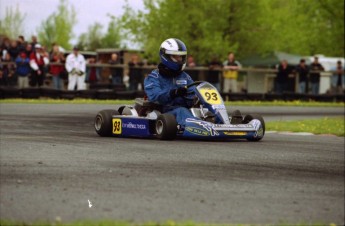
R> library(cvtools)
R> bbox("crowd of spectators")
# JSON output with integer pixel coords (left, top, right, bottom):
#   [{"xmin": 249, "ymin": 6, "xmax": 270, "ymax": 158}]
[
  {"xmin": 1, "ymin": 35, "xmax": 344, "ymax": 95},
  {"xmin": 275, "ymin": 56, "xmax": 344, "ymax": 95}
]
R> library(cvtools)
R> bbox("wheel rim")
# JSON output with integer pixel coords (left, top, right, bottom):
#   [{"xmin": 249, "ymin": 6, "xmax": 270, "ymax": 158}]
[
  {"xmin": 95, "ymin": 115, "xmax": 103, "ymax": 131},
  {"xmin": 156, "ymin": 120, "xmax": 164, "ymax": 134}
]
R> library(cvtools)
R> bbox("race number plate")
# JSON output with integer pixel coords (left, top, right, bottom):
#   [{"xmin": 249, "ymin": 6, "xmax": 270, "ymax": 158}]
[
  {"xmin": 112, "ymin": 118, "xmax": 122, "ymax": 134},
  {"xmin": 199, "ymin": 88, "xmax": 222, "ymax": 105}
]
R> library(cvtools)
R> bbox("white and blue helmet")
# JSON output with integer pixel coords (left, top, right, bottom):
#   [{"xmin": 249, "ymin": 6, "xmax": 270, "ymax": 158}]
[{"xmin": 159, "ymin": 38, "xmax": 187, "ymax": 71}]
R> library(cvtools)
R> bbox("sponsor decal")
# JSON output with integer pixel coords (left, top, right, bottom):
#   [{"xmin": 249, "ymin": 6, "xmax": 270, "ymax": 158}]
[
  {"xmin": 213, "ymin": 124, "xmax": 253, "ymax": 129},
  {"xmin": 255, "ymin": 127, "xmax": 264, "ymax": 138},
  {"xmin": 185, "ymin": 118, "xmax": 219, "ymax": 136},
  {"xmin": 176, "ymin": 79, "xmax": 187, "ymax": 85},
  {"xmin": 122, "ymin": 122, "xmax": 146, "ymax": 130},
  {"xmin": 212, "ymin": 105, "xmax": 226, "ymax": 110},
  {"xmin": 223, "ymin": 131, "xmax": 247, "ymax": 136},
  {"xmin": 185, "ymin": 127, "xmax": 210, "ymax": 136},
  {"xmin": 112, "ymin": 118, "xmax": 122, "ymax": 134}
]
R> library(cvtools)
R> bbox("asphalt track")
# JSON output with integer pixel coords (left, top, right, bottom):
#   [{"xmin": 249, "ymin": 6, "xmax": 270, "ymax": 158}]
[{"xmin": 0, "ymin": 104, "xmax": 344, "ymax": 224}]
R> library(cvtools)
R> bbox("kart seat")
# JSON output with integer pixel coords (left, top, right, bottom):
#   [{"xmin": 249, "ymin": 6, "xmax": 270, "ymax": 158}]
[{"xmin": 134, "ymin": 97, "xmax": 163, "ymax": 116}]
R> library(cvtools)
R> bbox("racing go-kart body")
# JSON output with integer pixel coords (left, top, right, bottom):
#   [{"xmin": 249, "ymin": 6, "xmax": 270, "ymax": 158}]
[{"xmin": 94, "ymin": 81, "xmax": 265, "ymax": 141}]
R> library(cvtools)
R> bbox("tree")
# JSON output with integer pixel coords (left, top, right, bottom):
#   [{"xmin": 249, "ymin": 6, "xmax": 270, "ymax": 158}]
[
  {"xmin": 37, "ymin": 0, "xmax": 76, "ymax": 50},
  {"xmin": 77, "ymin": 23, "xmax": 103, "ymax": 51},
  {"xmin": 121, "ymin": 0, "xmax": 240, "ymax": 64},
  {"xmin": 0, "ymin": 4, "xmax": 26, "ymax": 39},
  {"xmin": 77, "ymin": 15, "xmax": 123, "ymax": 51},
  {"xmin": 101, "ymin": 15, "xmax": 122, "ymax": 49},
  {"xmin": 121, "ymin": 0, "xmax": 344, "ymax": 64}
]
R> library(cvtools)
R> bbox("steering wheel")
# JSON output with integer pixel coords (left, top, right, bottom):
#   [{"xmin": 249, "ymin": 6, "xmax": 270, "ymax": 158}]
[
  {"xmin": 186, "ymin": 81, "xmax": 204, "ymax": 89},
  {"xmin": 183, "ymin": 81, "xmax": 204, "ymax": 102}
]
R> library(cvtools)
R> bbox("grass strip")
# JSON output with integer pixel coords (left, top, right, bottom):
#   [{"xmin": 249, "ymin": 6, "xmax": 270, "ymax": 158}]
[
  {"xmin": 266, "ymin": 117, "xmax": 345, "ymax": 136},
  {"xmin": 0, "ymin": 98, "xmax": 344, "ymax": 107}
]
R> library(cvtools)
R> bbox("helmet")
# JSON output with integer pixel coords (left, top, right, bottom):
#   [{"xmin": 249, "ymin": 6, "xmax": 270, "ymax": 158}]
[{"xmin": 159, "ymin": 38, "xmax": 187, "ymax": 71}]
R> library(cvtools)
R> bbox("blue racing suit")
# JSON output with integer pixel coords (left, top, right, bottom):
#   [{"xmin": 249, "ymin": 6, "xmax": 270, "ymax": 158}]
[{"xmin": 144, "ymin": 69, "xmax": 197, "ymax": 126}]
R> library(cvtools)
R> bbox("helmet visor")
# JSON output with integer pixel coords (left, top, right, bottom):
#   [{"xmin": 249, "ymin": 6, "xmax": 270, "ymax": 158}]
[{"xmin": 170, "ymin": 54, "xmax": 186, "ymax": 63}]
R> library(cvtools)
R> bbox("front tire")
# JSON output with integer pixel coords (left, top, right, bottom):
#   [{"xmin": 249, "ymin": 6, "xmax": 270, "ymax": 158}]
[
  {"xmin": 243, "ymin": 114, "xmax": 265, "ymax": 141},
  {"xmin": 155, "ymin": 113, "xmax": 177, "ymax": 140},
  {"xmin": 94, "ymin": 109, "xmax": 119, "ymax": 137}
]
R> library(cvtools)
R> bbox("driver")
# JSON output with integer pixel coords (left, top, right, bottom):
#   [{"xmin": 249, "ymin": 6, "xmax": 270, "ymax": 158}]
[{"xmin": 144, "ymin": 38, "xmax": 197, "ymax": 127}]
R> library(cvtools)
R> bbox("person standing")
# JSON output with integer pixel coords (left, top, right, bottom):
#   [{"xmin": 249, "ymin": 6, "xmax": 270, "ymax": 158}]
[
  {"xmin": 207, "ymin": 56, "xmax": 222, "ymax": 90},
  {"xmin": 222, "ymin": 52, "xmax": 241, "ymax": 93},
  {"xmin": 331, "ymin": 60, "xmax": 344, "ymax": 94},
  {"xmin": 49, "ymin": 44, "xmax": 66, "ymax": 90},
  {"xmin": 185, "ymin": 55, "xmax": 198, "ymax": 81},
  {"xmin": 29, "ymin": 44, "xmax": 49, "ymax": 87},
  {"xmin": 295, "ymin": 59, "xmax": 309, "ymax": 94},
  {"xmin": 108, "ymin": 53, "xmax": 123, "ymax": 85},
  {"xmin": 85, "ymin": 57, "xmax": 101, "ymax": 86},
  {"xmin": 309, "ymin": 56, "xmax": 324, "ymax": 95},
  {"xmin": 65, "ymin": 46, "xmax": 86, "ymax": 90},
  {"xmin": 275, "ymin": 60, "xmax": 291, "ymax": 94},
  {"xmin": 15, "ymin": 51, "xmax": 31, "ymax": 88},
  {"xmin": 128, "ymin": 54, "xmax": 143, "ymax": 91}
]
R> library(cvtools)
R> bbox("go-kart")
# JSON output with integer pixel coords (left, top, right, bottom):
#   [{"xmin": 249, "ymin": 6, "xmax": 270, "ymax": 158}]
[{"xmin": 94, "ymin": 81, "xmax": 265, "ymax": 141}]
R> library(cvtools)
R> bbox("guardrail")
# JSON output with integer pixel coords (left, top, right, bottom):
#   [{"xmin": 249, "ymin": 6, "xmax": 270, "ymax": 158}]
[
  {"xmin": 0, "ymin": 86, "xmax": 343, "ymax": 102},
  {"xmin": 1, "ymin": 61, "xmax": 343, "ymax": 100}
]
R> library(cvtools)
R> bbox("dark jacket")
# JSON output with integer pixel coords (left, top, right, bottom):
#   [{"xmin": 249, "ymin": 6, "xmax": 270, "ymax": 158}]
[
  {"xmin": 309, "ymin": 63, "xmax": 324, "ymax": 83},
  {"xmin": 295, "ymin": 64, "xmax": 309, "ymax": 82}
]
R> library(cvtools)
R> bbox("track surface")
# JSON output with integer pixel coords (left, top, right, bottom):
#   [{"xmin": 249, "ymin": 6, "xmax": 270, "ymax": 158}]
[{"xmin": 0, "ymin": 104, "xmax": 344, "ymax": 224}]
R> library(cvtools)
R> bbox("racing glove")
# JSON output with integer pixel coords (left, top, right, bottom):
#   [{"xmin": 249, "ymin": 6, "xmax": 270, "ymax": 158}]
[{"xmin": 169, "ymin": 87, "xmax": 187, "ymax": 98}]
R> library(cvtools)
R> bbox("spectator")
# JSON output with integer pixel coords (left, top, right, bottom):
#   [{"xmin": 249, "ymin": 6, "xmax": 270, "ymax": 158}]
[
  {"xmin": 29, "ymin": 44, "xmax": 49, "ymax": 87},
  {"xmin": 8, "ymin": 40, "xmax": 20, "ymax": 61},
  {"xmin": 309, "ymin": 56, "xmax": 324, "ymax": 95},
  {"xmin": 25, "ymin": 44, "xmax": 33, "ymax": 58},
  {"xmin": 15, "ymin": 51, "xmax": 31, "ymax": 88},
  {"xmin": 17, "ymin": 35, "xmax": 26, "ymax": 52},
  {"xmin": 49, "ymin": 44, "xmax": 66, "ymax": 90},
  {"xmin": 207, "ymin": 56, "xmax": 222, "ymax": 90},
  {"xmin": 295, "ymin": 59, "xmax": 309, "ymax": 94},
  {"xmin": 65, "ymin": 46, "xmax": 86, "ymax": 90},
  {"xmin": 85, "ymin": 57, "xmax": 101, "ymax": 86},
  {"xmin": 0, "ymin": 52, "xmax": 16, "ymax": 86},
  {"xmin": 108, "ymin": 53, "xmax": 123, "ymax": 85},
  {"xmin": 0, "ymin": 66, "xmax": 4, "ymax": 86},
  {"xmin": 185, "ymin": 55, "xmax": 198, "ymax": 81},
  {"xmin": 31, "ymin": 36, "xmax": 38, "ymax": 47},
  {"xmin": 331, "ymin": 60, "xmax": 344, "ymax": 94},
  {"xmin": 1, "ymin": 38, "xmax": 11, "ymax": 59},
  {"xmin": 275, "ymin": 60, "xmax": 291, "ymax": 94},
  {"xmin": 223, "ymin": 52, "xmax": 241, "ymax": 93},
  {"xmin": 128, "ymin": 54, "xmax": 143, "ymax": 91}
]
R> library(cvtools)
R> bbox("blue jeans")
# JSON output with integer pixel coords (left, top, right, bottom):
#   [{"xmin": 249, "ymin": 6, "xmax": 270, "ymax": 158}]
[
  {"xmin": 299, "ymin": 81, "xmax": 306, "ymax": 94},
  {"xmin": 311, "ymin": 82, "xmax": 319, "ymax": 95},
  {"xmin": 52, "ymin": 75, "xmax": 63, "ymax": 90},
  {"xmin": 166, "ymin": 107, "xmax": 197, "ymax": 127}
]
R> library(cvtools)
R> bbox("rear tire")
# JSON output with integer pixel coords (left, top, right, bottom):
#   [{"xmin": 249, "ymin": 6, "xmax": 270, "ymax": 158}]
[
  {"xmin": 243, "ymin": 114, "xmax": 265, "ymax": 141},
  {"xmin": 155, "ymin": 113, "xmax": 177, "ymax": 140},
  {"xmin": 94, "ymin": 109, "xmax": 119, "ymax": 137}
]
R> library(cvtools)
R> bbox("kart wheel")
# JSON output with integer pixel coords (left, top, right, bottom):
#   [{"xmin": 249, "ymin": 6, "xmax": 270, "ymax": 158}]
[
  {"xmin": 243, "ymin": 114, "xmax": 265, "ymax": 141},
  {"xmin": 155, "ymin": 113, "xmax": 177, "ymax": 140},
  {"xmin": 95, "ymin": 109, "xmax": 119, "ymax": 137}
]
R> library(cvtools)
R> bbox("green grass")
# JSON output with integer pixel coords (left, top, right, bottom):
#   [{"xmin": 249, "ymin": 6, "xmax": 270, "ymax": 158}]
[
  {"xmin": 0, "ymin": 220, "xmax": 339, "ymax": 226},
  {"xmin": 266, "ymin": 117, "xmax": 345, "ymax": 136},
  {"xmin": 0, "ymin": 98, "xmax": 344, "ymax": 107}
]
